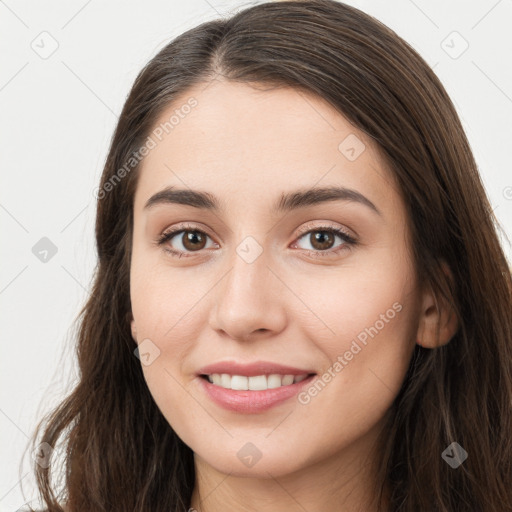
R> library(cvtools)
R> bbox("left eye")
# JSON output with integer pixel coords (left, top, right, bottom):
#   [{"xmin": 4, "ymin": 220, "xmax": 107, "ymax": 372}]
[{"xmin": 293, "ymin": 227, "xmax": 355, "ymax": 254}]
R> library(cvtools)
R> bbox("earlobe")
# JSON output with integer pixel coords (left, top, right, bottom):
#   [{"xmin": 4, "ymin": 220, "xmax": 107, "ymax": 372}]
[{"xmin": 416, "ymin": 264, "xmax": 459, "ymax": 349}]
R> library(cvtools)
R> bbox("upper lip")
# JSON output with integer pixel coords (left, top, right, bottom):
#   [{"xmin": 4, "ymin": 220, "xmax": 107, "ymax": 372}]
[{"xmin": 197, "ymin": 361, "xmax": 316, "ymax": 377}]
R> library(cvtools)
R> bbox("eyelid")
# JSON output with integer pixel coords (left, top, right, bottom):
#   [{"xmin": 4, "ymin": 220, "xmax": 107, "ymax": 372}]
[
  {"xmin": 159, "ymin": 220, "xmax": 355, "ymax": 241},
  {"xmin": 156, "ymin": 222, "xmax": 218, "ymax": 254},
  {"xmin": 294, "ymin": 220, "xmax": 356, "ymax": 240},
  {"xmin": 159, "ymin": 221, "xmax": 214, "ymax": 240},
  {"xmin": 291, "ymin": 223, "xmax": 357, "ymax": 257},
  {"xmin": 156, "ymin": 220, "xmax": 357, "ymax": 257}
]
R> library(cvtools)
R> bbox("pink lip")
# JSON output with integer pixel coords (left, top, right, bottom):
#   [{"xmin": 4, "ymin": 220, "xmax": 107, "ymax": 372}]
[
  {"xmin": 197, "ymin": 360, "xmax": 315, "ymax": 377},
  {"xmin": 196, "ymin": 360, "xmax": 316, "ymax": 414},
  {"xmin": 198, "ymin": 375, "xmax": 316, "ymax": 413}
]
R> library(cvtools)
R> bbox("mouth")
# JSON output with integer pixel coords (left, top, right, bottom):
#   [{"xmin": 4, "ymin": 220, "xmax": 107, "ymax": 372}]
[
  {"xmin": 199, "ymin": 372, "xmax": 313, "ymax": 390},
  {"xmin": 196, "ymin": 361, "xmax": 317, "ymax": 413}
]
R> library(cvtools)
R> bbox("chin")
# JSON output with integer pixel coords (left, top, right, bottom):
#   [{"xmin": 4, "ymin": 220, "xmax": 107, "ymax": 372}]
[{"xmin": 191, "ymin": 436, "xmax": 314, "ymax": 478}]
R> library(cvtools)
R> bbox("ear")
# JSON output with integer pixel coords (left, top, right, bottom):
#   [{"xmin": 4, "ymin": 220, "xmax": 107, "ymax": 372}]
[{"xmin": 416, "ymin": 262, "xmax": 459, "ymax": 349}]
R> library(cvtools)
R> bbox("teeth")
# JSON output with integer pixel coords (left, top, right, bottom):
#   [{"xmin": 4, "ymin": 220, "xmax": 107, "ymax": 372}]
[
  {"xmin": 231, "ymin": 375, "xmax": 248, "ymax": 390},
  {"xmin": 248, "ymin": 375, "xmax": 267, "ymax": 390},
  {"xmin": 220, "ymin": 373, "xmax": 231, "ymax": 388},
  {"xmin": 267, "ymin": 374, "xmax": 282, "ymax": 389},
  {"xmin": 281, "ymin": 375, "xmax": 294, "ymax": 386},
  {"xmin": 206, "ymin": 373, "xmax": 310, "ymax": 390}
]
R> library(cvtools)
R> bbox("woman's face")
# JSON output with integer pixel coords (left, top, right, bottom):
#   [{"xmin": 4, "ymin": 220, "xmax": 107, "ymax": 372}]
[{"xmin": 130, "ymin": 79, "xmax": 421, "ymax": 479}]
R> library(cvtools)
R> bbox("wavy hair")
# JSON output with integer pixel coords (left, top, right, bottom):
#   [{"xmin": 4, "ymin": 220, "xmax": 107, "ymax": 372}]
[{"xmin": 24, "ymin": 1, "xmax": 512, "ymax": 510}]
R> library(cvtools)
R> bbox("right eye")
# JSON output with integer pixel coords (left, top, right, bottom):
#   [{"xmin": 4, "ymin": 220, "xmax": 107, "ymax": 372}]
[{"xmin": 157, "ymin": 224, "xmax": 217, "ymax": 258}]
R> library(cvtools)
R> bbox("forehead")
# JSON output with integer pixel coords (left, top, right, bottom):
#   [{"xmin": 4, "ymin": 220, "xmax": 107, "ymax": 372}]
[{"xmin": 134, "ymin": 79, "xmax": 399, "ymax": 215}]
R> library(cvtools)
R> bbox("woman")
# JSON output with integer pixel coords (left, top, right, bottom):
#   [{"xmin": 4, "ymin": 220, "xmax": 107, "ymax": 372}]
[{"xmin": 26, "ymin": 0, "xmax": 512, "ymax": 510}]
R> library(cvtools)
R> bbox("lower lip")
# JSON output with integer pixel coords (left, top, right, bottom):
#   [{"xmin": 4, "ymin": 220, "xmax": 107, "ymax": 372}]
[{"xmin": 198, "ymin": 375, "xmax": 316, "ymax": 413}]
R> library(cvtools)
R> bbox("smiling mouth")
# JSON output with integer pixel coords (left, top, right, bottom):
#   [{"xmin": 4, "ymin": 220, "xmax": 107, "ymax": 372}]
[{"xmin": 200, "ymin": 373, "xmax": 316, "ymax": 391}]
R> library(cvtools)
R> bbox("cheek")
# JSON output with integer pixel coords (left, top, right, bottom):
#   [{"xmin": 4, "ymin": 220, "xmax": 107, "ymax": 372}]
[
  {"xmin": 296, "ymin": 267, "xmax": 418, "ymax": 430},
  {"xmin": 130, "ymin": 262, "xmax": 206, "ymax": 436},
  {"xmin": 129, "ymin": 255, "xmax": 212, "ymax": 405},
  {"xmin": 295, "ymin": 245, "xmax": 417, "ymax": 382},
  {"xmin": 318, "ymin": 283, "xmax": 414, "ymax": 355},
  {"xmin": 130, "ymin": 250, "xmax": 208, "ymax": 339},
  {"xmin": 297, "ymin": 251, "xmax": 417, "ymax": 353}
]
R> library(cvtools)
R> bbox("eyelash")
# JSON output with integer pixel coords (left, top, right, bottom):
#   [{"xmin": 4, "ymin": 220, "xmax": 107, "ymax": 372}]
[{"xmin": 155, "ymin": 222, "xmax": 357, "ymax": 259}]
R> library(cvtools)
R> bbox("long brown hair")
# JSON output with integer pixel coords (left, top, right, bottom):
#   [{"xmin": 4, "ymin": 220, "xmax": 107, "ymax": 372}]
[{"xmin": 24, "ymin": 1, "xmax": 512, "ymax": 510}]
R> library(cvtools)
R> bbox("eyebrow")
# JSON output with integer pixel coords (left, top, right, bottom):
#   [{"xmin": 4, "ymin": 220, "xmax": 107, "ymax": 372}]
[{"xmin": 144, "ymin": 185, "xmax": 381, "ymax": 216}]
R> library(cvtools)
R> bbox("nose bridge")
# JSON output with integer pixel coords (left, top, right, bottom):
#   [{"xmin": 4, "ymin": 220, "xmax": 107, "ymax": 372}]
[
  {"xmin": 226, "ymin": 237, "xmax": 269, "ymax": 302},
  {"xmin": 210, "ymin": 235, "xmax": 286, "ymax": 340}
]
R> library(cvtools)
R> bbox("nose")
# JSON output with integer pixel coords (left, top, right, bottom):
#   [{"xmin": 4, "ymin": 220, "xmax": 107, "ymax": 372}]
[{"xmin": 209, "ymin": 245, "xmax": 287, "ymax": 342}]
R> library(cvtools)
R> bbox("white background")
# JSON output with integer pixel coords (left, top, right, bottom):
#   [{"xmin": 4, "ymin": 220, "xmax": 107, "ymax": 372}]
[{"xmin": 1, "ymin": 0, "xmax": 511, "ymax": 509}]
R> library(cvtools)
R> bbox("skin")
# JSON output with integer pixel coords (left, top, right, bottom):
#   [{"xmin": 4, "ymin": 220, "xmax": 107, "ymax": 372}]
[{"xmin": 129, "ymin": 79, "xmax": 458, "ymax": 511}]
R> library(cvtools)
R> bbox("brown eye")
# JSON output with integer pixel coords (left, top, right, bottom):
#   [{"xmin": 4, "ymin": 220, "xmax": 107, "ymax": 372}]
[
  {"xmin": 294, "ymin": 227, "xmax": 354, "ymax": 255},
  {"xmin": 157, "ymin": 226, "xmax": 216, "ymax": 256},
  {"xmin": 308, "ymin": 231, "xmax": 336, "ymax": 251},
  {"xmin": 181, "ymin": 231, "xmax": 207, "ymax": 251}
]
